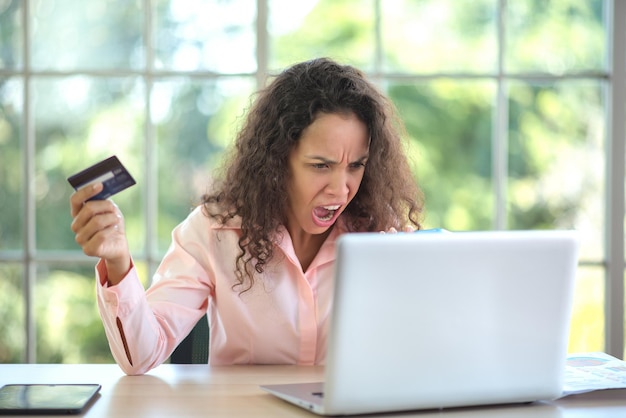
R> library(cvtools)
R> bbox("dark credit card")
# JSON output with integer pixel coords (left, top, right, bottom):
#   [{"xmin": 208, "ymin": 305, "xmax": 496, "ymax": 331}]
[{"xmin": 67, "ymin": 155, "xmax": 136, "ymax": 201}]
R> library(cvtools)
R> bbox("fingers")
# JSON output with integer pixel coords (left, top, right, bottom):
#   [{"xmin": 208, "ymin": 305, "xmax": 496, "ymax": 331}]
[
  {"xmin": 70, "ymin": 183, "xmax": 104, "ymax": 217},
  {"xmin": 71, "ymin": 197, "xmax": 119, "ymax": 234},
  {"xmin": 79, "ymin": 225, "xmax": 124, "ymax": 259},
  {"xmin": 70, "ymin": 192, "xmax": 127, "ymax": 259},
  {"xmin": 72, "ymin": 207, "xmax": 120, "ymax": 243}
]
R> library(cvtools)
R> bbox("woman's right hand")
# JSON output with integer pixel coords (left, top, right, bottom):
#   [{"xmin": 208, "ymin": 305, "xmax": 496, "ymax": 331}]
[{"xmin": 70, "ymin": 183, "xmax": 131, "ymax": 285}]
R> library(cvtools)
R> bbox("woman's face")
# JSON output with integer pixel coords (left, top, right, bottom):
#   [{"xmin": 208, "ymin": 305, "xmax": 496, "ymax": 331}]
[{"xmin": 286, "ymin": 112, "xmax": 369, "ymax": 237}]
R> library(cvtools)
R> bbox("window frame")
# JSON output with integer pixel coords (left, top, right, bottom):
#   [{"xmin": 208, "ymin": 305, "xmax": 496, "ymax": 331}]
[{"xmin": 0, "ymin": 0, "xmax": 623, "ymax": 362}]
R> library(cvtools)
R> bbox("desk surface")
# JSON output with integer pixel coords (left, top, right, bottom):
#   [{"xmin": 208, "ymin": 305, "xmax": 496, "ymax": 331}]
[{"xmin": 1, "ymin": 364, "xmax": 626, "ymax": 417}]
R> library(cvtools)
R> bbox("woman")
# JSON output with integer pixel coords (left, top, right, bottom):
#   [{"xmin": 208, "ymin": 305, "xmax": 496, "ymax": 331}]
[{"xmin": 70, "ymin": 58, "xmax": 423, "ymax": 375}]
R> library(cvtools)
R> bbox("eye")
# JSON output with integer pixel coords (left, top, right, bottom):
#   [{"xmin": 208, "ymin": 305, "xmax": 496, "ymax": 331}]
[
  {"xmin": 350, "ymin": 161, "xmax": 367, "ymax": 170},
  {"xmin": 311, "ymin": 163, "xmax": 329, "ymax": 169}
]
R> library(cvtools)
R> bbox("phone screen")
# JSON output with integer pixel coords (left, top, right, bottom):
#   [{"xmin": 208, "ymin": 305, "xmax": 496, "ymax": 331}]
[{"xmin": 0, "ymin": 384, "xmax": 101, "ymax": 415}]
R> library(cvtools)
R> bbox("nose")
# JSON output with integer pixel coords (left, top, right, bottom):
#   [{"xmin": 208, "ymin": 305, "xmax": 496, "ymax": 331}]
[{"xmin": 326, "ymin": 171, "xmax": 350, "ymax": 197}]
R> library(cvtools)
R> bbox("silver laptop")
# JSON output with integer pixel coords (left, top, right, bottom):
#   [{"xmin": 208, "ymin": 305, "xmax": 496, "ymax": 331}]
[{"xmin": 261, "ymin": 230, "xmax": 579, "ymax": 415}]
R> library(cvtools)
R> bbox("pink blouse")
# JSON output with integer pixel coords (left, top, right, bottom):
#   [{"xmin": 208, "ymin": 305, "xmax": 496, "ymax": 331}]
[{"xmin": 96, "ymin": 206, "xmax": 349, "ymax": 375}]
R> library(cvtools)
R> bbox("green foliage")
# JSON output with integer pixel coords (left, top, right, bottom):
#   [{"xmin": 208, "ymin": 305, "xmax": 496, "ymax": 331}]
[
  {"xmin": 35, "ymin": 270, "xmax": 113, "ymax": 364},
  {"xmin": 271, "ymin": 0, "xmax": 375, "ymax": 69},
  {"xmin": 506, "ymin": 0, "xmax": 605, "ymax": 72},
  {"xmin": 389, "ymin": 81, "xmax": 494, "ymax": 230},
  {"xmin": 0, "ymin": 265, "xmax": 24, "ymax": 363}
]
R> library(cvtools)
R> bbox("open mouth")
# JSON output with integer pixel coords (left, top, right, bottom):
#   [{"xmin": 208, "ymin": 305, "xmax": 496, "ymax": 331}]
[{"xmin": 313, "ymin": 205, "xmax": 341, "ymax": 222}]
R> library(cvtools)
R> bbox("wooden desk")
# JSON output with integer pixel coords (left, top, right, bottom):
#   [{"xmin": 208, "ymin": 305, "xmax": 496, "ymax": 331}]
[{"xmin": 1, "ymin": 364, "xmax": 625, "ymax": 417}]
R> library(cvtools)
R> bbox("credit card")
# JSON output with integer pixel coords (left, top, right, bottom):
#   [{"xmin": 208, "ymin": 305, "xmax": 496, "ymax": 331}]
[{"xmin": 67, "ymin": 155, "xmax": 136, "ymax": 201}]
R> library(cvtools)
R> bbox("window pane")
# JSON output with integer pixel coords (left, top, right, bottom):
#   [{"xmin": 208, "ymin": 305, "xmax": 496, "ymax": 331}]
[
  {"xmin": 269, "ymin": 0, "xmax": 375, "ymax": 71},
  {"xmin": 0, "ymin": 263, "xmax": 24, "ymax": 363},
  {"xmin": 507, "ymin": 81, "xmax": 605, "ymax": 261},
  {"xmin": 154, "ymin": 0, "xmax": 256, "ymax": 73},
  {"xmin": 30, "ymin": 0, "xmax": 144, "ymax": 71},
  {"xmin": 505, "ymin": 0, "xmax": 606, "ymax": 73},
  {"xmin": 0, "ymin": 77, "xmax": 23, "ymax": 250},
  {"xmin": 32, "ymin": 77, "xmax": 145, "ymax": 252},
  {"xmin": 0, "ymin": 0, "xmax": 23, "ymax": 69},
  {"xmin": 389, "ymin": 80, "xmax": 495, "ymax": 230},
  {"xmin": 381, "ymin": 0, "xmax": 497, "ymax": 74},
  {"xmin": 153, "ymin": 76, "xmax": 255, "ymax": 252},
  {"xmin": 569, "ymin": 266, "xmax": 604, "ymax": 353},
  {"xmin": 35, "ymin": 263, "xmax": 114, "ymax": 363}
]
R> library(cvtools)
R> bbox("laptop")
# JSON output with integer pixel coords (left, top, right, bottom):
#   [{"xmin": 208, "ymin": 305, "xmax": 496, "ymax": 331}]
[{"xmin": 261, "ymin": 230, "xmax": 579, "ymax": 415}]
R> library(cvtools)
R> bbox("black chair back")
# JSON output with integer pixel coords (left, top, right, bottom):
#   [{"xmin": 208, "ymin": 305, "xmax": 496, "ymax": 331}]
[{"xmin": 170, "ymin": 316, "xmax": 209, "ymax": 364}]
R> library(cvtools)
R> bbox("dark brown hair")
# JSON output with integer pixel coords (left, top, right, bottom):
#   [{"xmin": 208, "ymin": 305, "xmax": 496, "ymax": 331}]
[{"xmin": 203, "ymin": 57, "xmax": 423, "ymax": 290}]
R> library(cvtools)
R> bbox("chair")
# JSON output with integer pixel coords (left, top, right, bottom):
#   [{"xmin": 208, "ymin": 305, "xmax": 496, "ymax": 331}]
[{"xmin": 170, "ymin": 316, "xmax": 210, "ymax": 364}]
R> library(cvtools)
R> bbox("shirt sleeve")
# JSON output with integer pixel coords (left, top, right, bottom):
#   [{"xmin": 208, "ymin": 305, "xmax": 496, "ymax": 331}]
[{"xmin": 95, "ymin": 207, "xmax": 213, "ymax": 375}]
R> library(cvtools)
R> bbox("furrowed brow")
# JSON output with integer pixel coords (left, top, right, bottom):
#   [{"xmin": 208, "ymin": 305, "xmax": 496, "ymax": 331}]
[{"xmin": 305, "ymin": 155, "xmax": 338, "ymax": 164}]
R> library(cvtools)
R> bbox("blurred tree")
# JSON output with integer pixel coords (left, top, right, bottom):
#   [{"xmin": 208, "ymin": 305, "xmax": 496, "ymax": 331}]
[
  {"xmin": 389, "ymin": 81, "xmax": 494, "ymax": 230},
  {"xmin": 35, "ymin": 269, "xmax": 113, "ymax": 363},
  {"xmin": 0, "ymin": 266, "xmax": 24, "ymax": 363}
]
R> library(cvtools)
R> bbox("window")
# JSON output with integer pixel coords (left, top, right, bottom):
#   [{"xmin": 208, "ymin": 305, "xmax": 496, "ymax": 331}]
[{"xmin": 0, "ymin": 0, "xmax": 622, "ymax": 363}]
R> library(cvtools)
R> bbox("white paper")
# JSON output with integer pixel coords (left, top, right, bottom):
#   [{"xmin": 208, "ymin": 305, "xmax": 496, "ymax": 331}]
[{"xmin": 562, "ymin": 351, "xmax": 626, "ymax": 396}]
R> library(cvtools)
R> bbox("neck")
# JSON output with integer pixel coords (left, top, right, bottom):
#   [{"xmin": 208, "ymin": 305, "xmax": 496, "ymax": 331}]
[{"xmin": 287, "ymin": 227, "xmax": 331, "ymax": 272}]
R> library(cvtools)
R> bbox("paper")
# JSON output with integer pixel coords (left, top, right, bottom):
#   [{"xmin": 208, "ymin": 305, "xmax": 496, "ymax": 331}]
[{"xmin": 562, "ymin": 351, "xmax": 626, "ymax": 396}]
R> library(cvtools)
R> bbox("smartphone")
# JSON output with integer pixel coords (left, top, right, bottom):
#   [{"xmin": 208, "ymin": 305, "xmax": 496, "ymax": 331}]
[{"xmin": 0, "ymin": 384, "xmax": 101, "ymax": 415}]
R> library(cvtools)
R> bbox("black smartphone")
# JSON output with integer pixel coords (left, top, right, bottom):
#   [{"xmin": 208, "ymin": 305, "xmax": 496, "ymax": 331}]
[{"xmin": 0, "ymin": 384, "xmax": 101, "ymax": 415}]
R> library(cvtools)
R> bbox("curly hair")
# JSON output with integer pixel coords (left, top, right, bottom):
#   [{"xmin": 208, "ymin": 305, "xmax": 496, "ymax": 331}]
[{"xmin": 203, "ymin": 57, "xmax": 423, "ymax": 291}]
